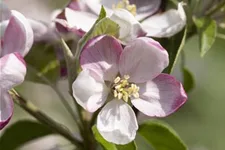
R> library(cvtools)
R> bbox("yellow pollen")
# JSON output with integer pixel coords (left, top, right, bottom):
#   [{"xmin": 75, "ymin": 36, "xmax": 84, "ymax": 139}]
[
  {"xmin": 112, "ymin": 75, "xmax": 139, "ymax": 102},
  {"xmin": 112, "ymin": 0, "xmax": 137, "ymax": 16}
]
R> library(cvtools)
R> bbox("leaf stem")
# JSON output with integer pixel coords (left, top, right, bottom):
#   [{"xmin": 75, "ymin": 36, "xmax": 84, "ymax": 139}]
[
  {"xmin": 27, "ymin": 65, "xmax": 78, "ymax": 125},
  {"xmin": 10, "ymin": 89, "xmax": 83, "ymax": 148}
]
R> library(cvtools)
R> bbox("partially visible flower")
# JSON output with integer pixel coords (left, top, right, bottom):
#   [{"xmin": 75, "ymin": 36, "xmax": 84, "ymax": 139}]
[
  {"xmin": 3, "ymin": 0, "xmax": 56, "ymax": 42},
  {"xmin": 56, "ymin": 6, "xmax": 145, "ymax": 44},
  {"xmin": 0, "ymin": 3, "xmax": 33, "ymax": 130},
  {"xmin": 72, "ymin": 35, "xmax": 187, "ymax": 144},
  {"xmin": 56, "ymin": 0, "xmax": 186, "ymax": 41}
]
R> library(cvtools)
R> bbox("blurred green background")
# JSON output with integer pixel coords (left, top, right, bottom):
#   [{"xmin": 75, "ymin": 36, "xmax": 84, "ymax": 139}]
[{"xmin": 1, "ymin": 0, "xmax": 225, "ymax": 150}]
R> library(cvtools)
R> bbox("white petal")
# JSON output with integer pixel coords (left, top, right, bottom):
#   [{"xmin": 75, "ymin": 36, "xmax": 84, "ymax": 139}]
[
  {"xmin": 84, "ymin": 0, "xmax": 113, "ymax": 16},
  {"xmin": 110, "ymin": 9, "xmax": 146, "ymax": 44},
  {"xmin": 133, "ymin": 0, "xmax": 162, "ymax": 20},
  {"xmin": 97, "ymin": 100, "xmax": 138, "ymax": 144},
  {"xmin": 0, "ymin": 2, "xmax": 11, "ymax": 21},
  {"xmin": 131, "ymin": 74, "xmax": 187, "ymax": 117},
  {"xmin": 72, "ymin": 69, "xmax": 109, "ymax": 112},
  {"xmin": 65, "ymin": 8, "xmax": 97, "ymax": 32},
  {"xmin": 28, "ymin": 19, "xmax": 49, "ymax": 42},
  {"xmin": 142, "ymin": 3, "xmax": 186, "ymax": 37},
  {"xmin": 0, "ymin": 90, "xmax": 13, "ymax": 130},
  {"xmin": 0, "ymin": 53, "xmax": 26, "ymax": 91}
]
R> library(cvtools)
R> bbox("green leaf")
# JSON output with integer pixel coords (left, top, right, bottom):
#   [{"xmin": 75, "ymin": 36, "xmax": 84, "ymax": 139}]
[
  {"xmin": 116, "ymin": 142, "xmax": 137, "ymax": 150},
  {"xmin": 193, "ymin": 17, "xmax": 217, "ymax": 57},
  {"xmin": 0, "ymin": 120, "xmax": 53, "ymax": 150},
  {"xmin": 75, "ymin": 6, "xmax": 119, "ymax": 59},
  {"xmin": 182, "ymin": 67, "xmax": 195, "ymax": 92},
  {"xmin": 92, "ymin": 125, "xmax": 137, "ymax": 150},
  {"xmin": 161, "ymin": 27, "xmax": 187, "ymax": 74},
  {"xmin": 25, "ymin": 42, "xmax": 60, "ymax": 84},
  {"xmin": 92, "ymin": 125, "xmax": 117, "ymax": 150},
  {"xmin": 138, "ymin": 120, "xmax": 187, "ymax": 150},
  {"xmin": 89, "ymin": 18, "xmax": 120, "ymax": 40}
]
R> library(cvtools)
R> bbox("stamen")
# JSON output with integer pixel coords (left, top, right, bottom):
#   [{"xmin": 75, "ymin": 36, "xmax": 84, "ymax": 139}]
[
  {"xmin": 114, "ymin": 76, "xmax": 121, "ymax": 84},
  {"xmin": 112, "ymin": 75, "xmax": 140, "ymax": 102},
  {"xmin": 112, "ymin": 0, "xmax": 137, "ymax": 16}
]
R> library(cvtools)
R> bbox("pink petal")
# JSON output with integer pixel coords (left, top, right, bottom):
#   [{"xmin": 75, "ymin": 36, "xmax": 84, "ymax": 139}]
[
  {"xmin": 72, "ymin": 69, "xmax": 109, "ymax": 112},
  {"xmin": 131, "ymin": 74, "xmax": 187, "ymax": 117},
  {"xmin": 0, "ymin": 91, "xmax": 13, "ymax": 130},
  {"xmin": 2, "ymin": 10, "xmax": 33, "ymax": 57},
  {"xmin": 80, "ymin": 35, "xmax": 122, "ymax": 81},
  {"xmin": 97, "ymin": 99, "xmax": 138, "ymax": 144},
  {"xmin": 67, "ymin": 0, "xmax": 86, "ymax": 11},
  {"xmin": 119, "ymin": 37, "xmax": 169, "ymax": 83},
  {"xmin": 0, "ymin": 53, "xmax": 26, "ymax": 91}
]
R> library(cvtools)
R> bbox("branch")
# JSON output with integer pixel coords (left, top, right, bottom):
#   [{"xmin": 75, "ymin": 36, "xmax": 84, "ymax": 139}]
[{"xmin": 10, "ymin": 89, "xmax": 83, "ymax": 149}]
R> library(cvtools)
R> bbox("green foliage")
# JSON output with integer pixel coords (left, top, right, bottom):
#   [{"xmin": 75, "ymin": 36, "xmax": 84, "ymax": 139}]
[
  {"xmin": 75, "ymin": 6, "xmax": 119, "ymax": 59},
  {"xmin": 182, "ymin": 67, "xmax": 195, "ymax": 92},
  {"xmin": 25, "ymin": 42, "xmax": 60, "ymax": 84},
  {"xmin": 88, "ymin": 18, "xmax": 120, "ymax": 40},
  {"xmin": 160, "ymin": 27, "xmax": 188, "ymax": 74},
  {"xmin": 138, "ymin": 120, "xmax": 187, "ymax": 150},
  {"xmin": 0, "ymin": 120, "xmax": 53, "ymax": 150},
  {"xmin": 193, "ymin": 17, "xmax": 217, "ymax": 57},
  {"xmin": 92, "ymin": 125, "xmax": 136, "ymax": 150}
]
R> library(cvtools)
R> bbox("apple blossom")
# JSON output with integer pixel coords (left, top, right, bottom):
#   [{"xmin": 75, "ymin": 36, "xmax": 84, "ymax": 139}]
[
  {"xmin": 0, "ymin": 3, "xmax": 33, "ymax": 130},
  {"xmin": 55, "ymin": 0, "xmax": 146, "ymax": 44},
  {"xmin": 72, "ymin": 35, "xmax": 187, "ymax": 144},
  {"xmin": 56, "ymin": 0, "xmax": 186, "ymax": 41}
]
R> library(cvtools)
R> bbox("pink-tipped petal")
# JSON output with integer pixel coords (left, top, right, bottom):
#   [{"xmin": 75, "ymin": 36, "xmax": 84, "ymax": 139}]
[
  {"xmin": 0, "ymin": 91, "xmax": 13, "ymax": 130},
  {"xmin": 0, "ymin": 53, "xmax": 26, "ymax": 91},
  {"xmin": 72, "ymin": 69, "xmax": 109, "ymax": 112},
  {"xmin": 119, "ymin": 37, "xmax": 169, "ymax": 83},
  {"xmin": 80, "ymin": 35, "xmax": 122, "ymax": 81},
  {"xmin": 97, "ymin": 99, "xmax": 138, "ymax": 144},
  {"xmin": 67, "ymin": 0, "xmax": 86, "ymax": 11},
  {"xmin": 2, "ymin": 10, "xmax": 33, "ymax": 56},
  {"xmin": 142, "ymin": 3, "xmax": 186, "ymax": 37},
  {"xmin": 64, "ymin": 8, "xmax": 97, "ymax": 33},
  {"xmin": 131, "ymin": 74, "xmax": 187, "ymax": 117}
]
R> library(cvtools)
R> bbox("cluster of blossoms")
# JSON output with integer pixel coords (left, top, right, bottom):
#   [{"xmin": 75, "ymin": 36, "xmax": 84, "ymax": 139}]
[
  {"xmin": 1, "ymin": 0, "xmax": 188, "ymax": 146},
  {"xmin": 55, "ymin": 0, "xmax": 186, "ymax": 43},
  {"xmin": 0, "ymin": 3, "xmax": 33, "ymax": 129}
]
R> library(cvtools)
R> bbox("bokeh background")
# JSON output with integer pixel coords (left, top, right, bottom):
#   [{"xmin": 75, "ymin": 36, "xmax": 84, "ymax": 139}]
[{"xmin": 1, "ymin": 0, "xmax": 225, "ymax": 150}]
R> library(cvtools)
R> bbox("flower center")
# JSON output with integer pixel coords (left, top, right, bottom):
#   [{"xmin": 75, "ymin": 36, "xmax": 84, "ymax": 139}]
[
  {"xmin": 112, "ymin": 75, "xmax": 139, "ymax": 102},
  {"xmin": 112, "ymin": 0, "xmax": 137, "ymax": 16}
]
